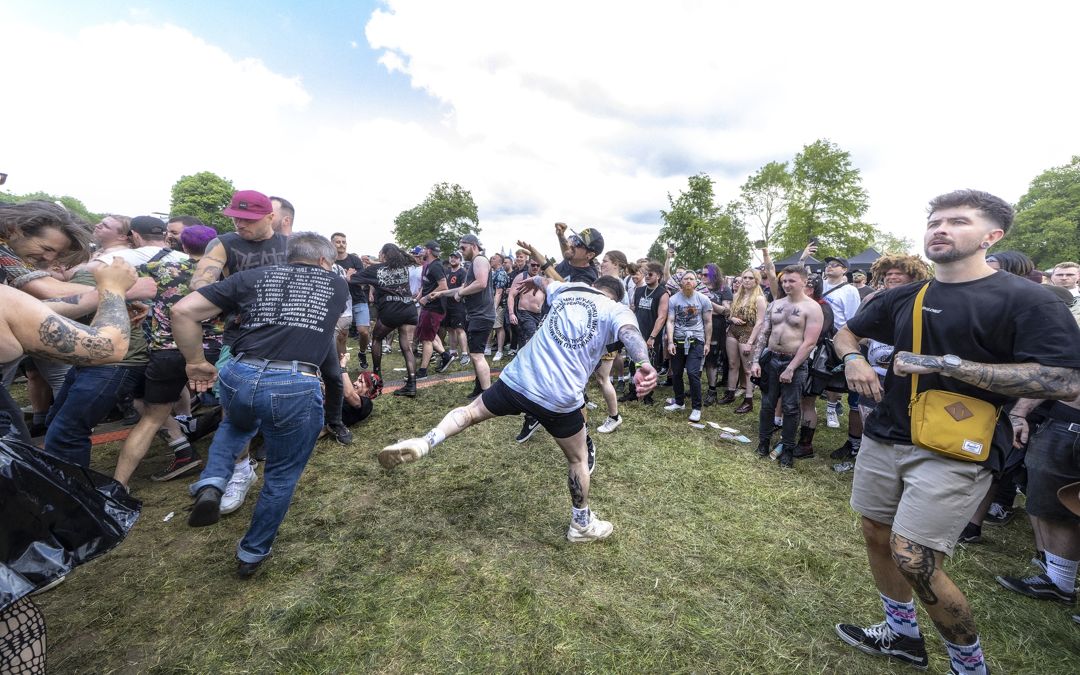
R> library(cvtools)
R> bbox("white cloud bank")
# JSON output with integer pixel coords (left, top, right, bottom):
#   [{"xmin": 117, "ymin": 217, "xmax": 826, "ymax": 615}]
[{"xmin": 3, "ymin": 2, "xmax": 1079, "ymax": 258}]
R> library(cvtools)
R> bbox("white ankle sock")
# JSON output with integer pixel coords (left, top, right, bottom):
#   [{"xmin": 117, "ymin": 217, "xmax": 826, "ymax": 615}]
[
  {"xmin": 1045, "ymin": 551, "xmax": 1079, "ymax": 593},
  {"xmin": 880, "ymin": 593, "xmax": 920, "ymax": 638},
  {"xmin": 943, "ymin": 637, "xmax": 987, "ymax": 675}
]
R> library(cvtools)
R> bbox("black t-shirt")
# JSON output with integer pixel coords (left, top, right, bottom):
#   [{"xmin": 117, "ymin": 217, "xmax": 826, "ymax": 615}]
[
  {"xmin": 218, "ymin": 232, "xmax": 289, "ymax": 345},
  {"xmin": 421, "ymin": 259, "xmax": 447, "ymax": 314},
  {"xmin": 197, "ymin": 263, "xmax": 348, "ymax": 365},
  {"xmin": 352, "ymin": 263, "xmax": 415, "ymax": 314},
  {"xmin": 555, "ymin": 260, "xmax": 599, "ymax": 284},
  {"xmin": 445, "ymin": 264, "xmax": 466, "ymax": 289},
  {"xmin": 846, "ymin": 272, "xmax": 1080, "ymax": 469},
  {"xmin": 335, "ymin": 253, "xmax": 369, "ymax": 304},
  {"xmin": 634, "ymin": 284, "xmax": 669, "ymax": 339},
  {"xmin": 708, "ymin": 286, "xmax": 734, "ymax": 342}
]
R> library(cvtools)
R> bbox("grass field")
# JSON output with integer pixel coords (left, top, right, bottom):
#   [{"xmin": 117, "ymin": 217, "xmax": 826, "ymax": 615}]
[{"xmin": 27, "ymin": 353, "xmax": 1080, "ymax": 673}]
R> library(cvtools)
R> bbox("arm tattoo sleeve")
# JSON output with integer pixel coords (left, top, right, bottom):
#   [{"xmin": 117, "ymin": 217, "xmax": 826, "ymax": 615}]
[
  {"xmin": 42, "ymin": 294, "xmax": 84, "ymax": 305},
  {"xmin": 950, "ymin": 361, "xmax": 1080, "ymax": 399},
  {"xmin": 751, "ymin": 303, "xmax": 773, "ymax": 362},
  {"xmin": 618, "ymin": 324, "xmax": 650, "ymax": 365}
]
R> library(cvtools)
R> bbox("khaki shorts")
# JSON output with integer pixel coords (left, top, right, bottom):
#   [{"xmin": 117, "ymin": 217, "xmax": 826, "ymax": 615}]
[{"xmin": 850, "ymin": 435, "xmax": 992, "ymax": 556}]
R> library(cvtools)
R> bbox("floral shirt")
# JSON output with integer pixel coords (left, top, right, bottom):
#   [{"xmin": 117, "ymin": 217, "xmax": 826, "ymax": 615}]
[
  {"xmin": 141, "ymin": 258, "xmax": 224, "ymax": 351},
  {"xmin": 490, "ymin": 267, "xmax": 511, "ymax": 306}
]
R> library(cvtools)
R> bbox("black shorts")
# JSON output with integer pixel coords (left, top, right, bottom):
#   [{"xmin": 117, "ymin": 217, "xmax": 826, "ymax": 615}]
[
  {"xmin": 1025, "ymin": 418, "xmax": 1080, "ymax": 522},
  {"xmin": 144, "ymin": 349, "xmax": 220, "ymax": 405},
  {"xmin": 466, "ymin": 318, "xmax": 494, "ymax": 354},
  {"xmin": 443, "ymin": 303, "xmax": 467, "ymax": 329},
  {"xmin": 481, "ymin": 379, "xmax": 585, "ymax": 439},
  {"xmin": 376, "ymin": 303, "xmax": 418, "ymax": 328}
]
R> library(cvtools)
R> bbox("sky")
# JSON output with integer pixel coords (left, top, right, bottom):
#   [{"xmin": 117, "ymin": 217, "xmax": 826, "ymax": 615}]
[{"xmin": 2, "ymin": 0, "xmax": 1079, "ymax": 259}]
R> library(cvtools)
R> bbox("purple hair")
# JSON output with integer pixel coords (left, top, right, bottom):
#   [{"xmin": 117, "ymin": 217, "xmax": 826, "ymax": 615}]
[{"xmin": 180, "ymin": 225, "xmax": 218, "ymax": 255}]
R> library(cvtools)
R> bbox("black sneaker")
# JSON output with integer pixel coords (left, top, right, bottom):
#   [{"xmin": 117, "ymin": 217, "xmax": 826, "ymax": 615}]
[
  {"xmin": 327, "ymin": 422, "xmax": 354, "ymax": 445},
  {"xmin": 516, "ymin": 416, "xmax": 540, "ymax": 443},
  {"xmin": 358, "ymin": 354, "xmax": 368, "ymax": 370},
  {"xmin": 236, "ymin": 555, "xmax": 267, "ymax": 580},
  {"xmin": 835, "ymin": 622, "xmax": 929, "ymax": 670},
  {"xmin": 995, "ymin": 573, "xmax": 1077, "ymax": 604},
  {"xmin": 188, "ymin": 486, "xmax": 223, "ymax": 527},
  {"xmin": 958, "ymin": 523, "xmax": 983, "ymax": 544},
  {"xmin": 416, "ymin": 368, "xmax": 429, "ymax": 380},
  {"xmin": 756, "ymin": 440, "xmax": 771, "ymax": 458},
  {"xmin": 778, "ymin": 447, "xmax": 794, "ymax": 469},
  {"xmin": 984, "ymin": 503, "xmax": 1014, "ymax": 525},
  {"xmin": 703, "ymin": 390, "xmax": 717, "ymax": 406},
  {"xmin": 437, "ymin": 352, "xmax": 454, "ymax": 373},
  {"xmin": 151, "ymin": 453, "xmax": 203, "ymax": 482},
  {"xmin": 830, "ymin": 441, "xmax": 855, "ymax": 460},
  {"xmin": 586, "ymin": 435, "xmax": 596, "ymax": 475}
]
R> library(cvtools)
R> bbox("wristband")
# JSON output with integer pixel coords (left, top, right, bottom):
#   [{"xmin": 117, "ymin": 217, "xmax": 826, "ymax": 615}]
[
  {"xmin": 635, "ymin": 360, "xmax": 649, "ymax": 368},
  {"xmin": 843, "ymin": 353, "xmax": 865, "ymax": 364}
]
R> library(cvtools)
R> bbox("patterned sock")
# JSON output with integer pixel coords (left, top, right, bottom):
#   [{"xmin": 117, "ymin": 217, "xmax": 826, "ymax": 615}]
[
  {"xmin": 423, "ymin": 429, "xmax": 446, "ymax": 449},
  {"xmin": 880, "ymin": 593, "xmax": 920, "ymax": 638},
  {"xmin": 571, "ymin": 507, "xmax": 591, "ymax": 527},
  {"xmin": 849, "ymin": 435, "xmax": 862, "ymax": 452},
  {"xmin": 1045, "ymin": 551, "xmax": 1079, "ymax": 593},
  {"xmin": 168, "ymin": 435, "xmax": 193, "ymax": 460},
  {"xmin": 827, "ymin": 401, "xmax": 839, "ymax": 411},
  {"xmin": 943, "ymin": 637, "xmax": 987, "ymax": 675}
]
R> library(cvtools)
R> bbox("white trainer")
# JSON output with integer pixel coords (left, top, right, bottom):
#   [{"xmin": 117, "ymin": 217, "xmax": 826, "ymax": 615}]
[
  {"xmin": 567, "ymin": 513, "xmax": 614, "ymax": 543},
  {"xmin": 664, "ymin": 402, "xmax": 685, "ymax": 412},
  {"xmin": 688, "ymin": 409, "xmax": 702, "ymax": 422},
  {"xmin": 597, "ymin": 415, "xmax": 622, "ymax": 434},
  {"xmin": 220, "ymin": 461, "xmax": 259, "ymax": 514},
  {"xmin": 459, "ymin": 354, "xmax": 471, "ymax": 366},
  {"xmin": 493, "ymin": 350, "xmax": 503, "ymax": 363},
  {"xmin": 378, "ymin": 438, "xmax": 431, "ymax": 470},
  {"xmin": 826, "ymin": 406, "xmax": 840, "ymax": 428}
]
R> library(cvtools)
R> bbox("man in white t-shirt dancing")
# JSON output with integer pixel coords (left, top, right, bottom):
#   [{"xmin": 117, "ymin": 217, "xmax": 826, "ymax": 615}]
[{"xmin": 379, "ymin": 275, "xmax": 658, "ymax": 542}]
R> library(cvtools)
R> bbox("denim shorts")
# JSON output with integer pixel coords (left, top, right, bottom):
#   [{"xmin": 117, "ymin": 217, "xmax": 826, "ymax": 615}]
[{"xmin": 351, "ymin": 302, "xmax": 370, "ymax": 327}]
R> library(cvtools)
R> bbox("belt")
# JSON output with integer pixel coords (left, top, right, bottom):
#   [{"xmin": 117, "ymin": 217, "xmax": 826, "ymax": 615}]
[
  {"xmin": 235, "ymin": 355, "xmax": 320, "ymax": 376},
  {"xmin": 1049, "ymin": 419, "xmax": 1080, "ymax": 434},
  {"xmin": 1047, "ymin": 401, "xmax": 1080, "ymax": 425},
  {"xmin": 384, "ymin": 295, "xmax": 415, "ymax": 303},
  {"xmin": 769, "ymin": 350, "xmax": 796, "ymax": 361}
]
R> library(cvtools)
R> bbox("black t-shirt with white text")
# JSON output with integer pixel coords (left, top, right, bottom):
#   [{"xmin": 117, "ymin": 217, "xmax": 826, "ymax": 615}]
[
  {"xmin": 197, "ymin": 263, "xmax": 348, "ymax": 365},
  {"xmin": 846, "ymin": 272, "xmax": 1080, "ymax": 469},
  {"xmin": 352, "ymin": 263, "xmax": 415, "ymax": 314},
  {"xmin": 335, "ymin": 253, "xmax": 369, "ymax": 304},
  {"xmin": 218, "ymin": 232, "xmax": 289, "ymax": 345}
]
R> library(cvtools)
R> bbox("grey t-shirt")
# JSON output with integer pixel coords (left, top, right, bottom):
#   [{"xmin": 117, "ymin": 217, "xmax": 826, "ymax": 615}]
[{"xmin": 668, "ymin": 291, "xmax": 713, "ymax": 342}]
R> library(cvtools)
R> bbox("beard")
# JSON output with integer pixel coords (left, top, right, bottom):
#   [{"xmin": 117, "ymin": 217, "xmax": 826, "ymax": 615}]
[{"xmin": 925, "ymin": 239, "xmax": 981, "ymax": 264}]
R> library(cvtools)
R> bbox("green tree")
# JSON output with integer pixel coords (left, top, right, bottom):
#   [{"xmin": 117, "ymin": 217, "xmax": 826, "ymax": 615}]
[
  {"xmin": 654, "ymin": 174, "xmax": 750, "ymax": 272},
  {"xmin": 393, "ymin": 182, "xmax": 479, "ymax": 256},
  {"xmin": 0, "ymin": 189, "xmax": 101, "ymax": 225},
  {"xmin": 777, "ymin": 139, "xmax": 874, "ymax": 259},
  {"xmin": 1007, "ymin": 155, "xmax": 1080, "ymax": 268},
  {"xmin": 739, "ymin": 160, "xmax": 791, "ymax": 246},
  {"xmin": 170, "ymin": 171, "xmax": 235, "ymax": 233},
  {"xmin": 871, "ymin": 227, "xmax": 915, "ymax": 255}
]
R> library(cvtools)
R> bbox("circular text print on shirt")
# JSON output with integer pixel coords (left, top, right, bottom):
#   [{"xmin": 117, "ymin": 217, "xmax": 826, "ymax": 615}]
[{"xmin": 546, "ymin": 295, "xmax": 599, "ymax": 350}]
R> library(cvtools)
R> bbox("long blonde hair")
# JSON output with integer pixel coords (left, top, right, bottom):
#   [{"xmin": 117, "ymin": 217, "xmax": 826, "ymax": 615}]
[{"xmin": 731, "ymin": 268, "xmax": 764, "ymax": 314}]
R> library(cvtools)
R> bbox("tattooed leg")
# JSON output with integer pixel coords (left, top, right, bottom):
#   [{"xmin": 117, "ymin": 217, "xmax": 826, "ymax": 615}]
[
  {"xmin": 891, "ymin": 532, "xmax": 980, "ymax": 645},
  {"xmin": 554, "ymin": 426, "xmax": 590, "ymax": 510}
]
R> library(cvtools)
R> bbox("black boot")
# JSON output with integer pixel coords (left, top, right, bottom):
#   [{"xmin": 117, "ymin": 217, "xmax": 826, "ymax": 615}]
[
  {"xmin": 467, "ymin": 378, "xmax": 483, "ymax": 399},
  {"xmin": 794, "ymin": 425, "xmax": 816, "ymax": 459},
  {"xmin": 394, "ymin": 376, "xmax": 417, "ymax": 397},
  {"xmin": 717, "ymin": 389, "xmax": 736, "ymax": 405},
  {"xmin": 756, "ymin": 438, "xmax": 771, "ymax": 458}
]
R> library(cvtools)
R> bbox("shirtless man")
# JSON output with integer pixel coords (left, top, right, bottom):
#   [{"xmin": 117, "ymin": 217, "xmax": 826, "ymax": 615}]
[{"xmin": 750, "ymin": 265, "xmax": 824, "ymax": 468}]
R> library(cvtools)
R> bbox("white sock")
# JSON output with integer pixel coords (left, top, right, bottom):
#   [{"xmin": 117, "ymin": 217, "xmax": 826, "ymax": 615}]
[
  {"xmin": 880, "ymin": 593, "xmax": 920, "ymax": 638},
  {"xmin": 424, "ymin": 428, "xmax": 446, "ymax": 448},
  {"xmin": 571, "ymin": 506, "xmax": 590, "ymax": 527},
  {"xmin": 943, "ymin": 637, "xmax": 987, "ymax": 675},
  {"xmin": 1045, "ymin": 551, "xmax": 1079, "ymax": 593},
  {"xmin": 234, "ymin": 460, "xmax": 253, "ymax": 477},
  {"xmin": 774, "ymin": 416, "xmax": 782, "ymax": 427}
]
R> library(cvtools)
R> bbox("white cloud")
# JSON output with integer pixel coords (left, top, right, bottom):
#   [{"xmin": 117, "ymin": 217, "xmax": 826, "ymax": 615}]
[{"xmin": 2, "ymin": 2, "xmax": 1079, "ymax": 261}]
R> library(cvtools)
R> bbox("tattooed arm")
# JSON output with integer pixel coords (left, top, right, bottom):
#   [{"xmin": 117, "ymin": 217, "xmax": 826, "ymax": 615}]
[
  {"xmin": 893, "ymin": 352, "xmax": 1080, "ymax": 400},
  {"xmin": 618, "ymin": 323, "xmax": 657, "ymax": 397},
  {"xmin": 189, "ymin": 238, "xmax": 227, "ymax": 290},
  {"xmin": 750, "ymin": 301, "xmax": 774, "ymax": 364},
  {"xmin": 2, "ymin": 259, "xmax": 137, "ymax": 366}
]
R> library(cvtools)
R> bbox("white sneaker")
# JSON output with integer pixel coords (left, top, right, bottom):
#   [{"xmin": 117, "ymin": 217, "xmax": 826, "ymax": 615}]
[
  {"xmin": 597, "ymin": 415, "xmax": 622, "ymax": 434},
  {"xmin": 664, "ymin": 402, "xmax": 685, "ymax": 412},
  {"xmin": 484, "ymin": 346, "xmax": 492, "ymax": 356},
  {"xmin": 826, "ymin": 406, "xmax": 840, "ymax": 428},
  {"xmin": 566, "ymin": 513, "xmax": 614, "ymax": 543},
  {"xmin": 378, "ymin": 438, "xmax": 430, "ymax": 470},
  {"xmin": 493, "ymin": 350, "xmax": 503, "ymax": 363},
  {"xmin": 459, "ymin": 354, "xmax": 471, "ymax": 366},
  {"xmin": 220, "ymin": 461, "xmax": 259, "ymax": 514},
  {"xmin": 688, "ymin": 409, "xmax": 702, "ymax": 422}
]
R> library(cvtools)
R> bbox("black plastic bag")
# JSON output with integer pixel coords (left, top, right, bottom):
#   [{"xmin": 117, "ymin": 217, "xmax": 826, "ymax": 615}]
[{"xmin": 1, "ymin": 439, "xmax": 141, "ymax": 611}]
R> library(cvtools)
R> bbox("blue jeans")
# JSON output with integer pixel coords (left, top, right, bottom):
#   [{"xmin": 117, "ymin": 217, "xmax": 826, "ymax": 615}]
[
  {"xmin": 45, "ymin": 364, "xmax": 145, "ymax": 466},
  {"xmin": 189, "ymin": 360, "xmax": 325, "ymax": 563}
]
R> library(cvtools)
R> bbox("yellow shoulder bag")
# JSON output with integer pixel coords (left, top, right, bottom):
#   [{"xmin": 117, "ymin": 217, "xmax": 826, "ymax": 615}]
[{"xmin": 908, "ymin": 282, "xmax": 1000, "ymax": 462}]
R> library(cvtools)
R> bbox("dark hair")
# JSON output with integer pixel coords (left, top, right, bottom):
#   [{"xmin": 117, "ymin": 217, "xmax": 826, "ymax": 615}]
[
  {"xmin": 702, "ymin": 262, "xmax": 724, "ymax": 288},
  {"xmin": 287, "ymin": 232, "xmax": 334, "ymax": 264},
  {"xmin": 178, "ymin": 225, "xmax": 217, "ymax": 255},
  {"xmin": 927, "ymin": 189, "xmax": 1014, "ymax": 233},
  {"xmin": 782, "ymin": 264, "xmax": 808, "ymax": 279},
  {"xmin": 592, "ymin": 275, "xmax": 625, "ymax": 303},
  {"xmin": 987, "ymin": 250, "xmax": 1034, "ymax": 276},
  {"xmin": 331, "ymin": 232, "xmax": 347, "ymax": 240},
  {"xmin": 167, "ymin": 215, "xmax": 205, "ymax": 227},
  {"xmin": 378, "ymin": 242, "xmax": 411, "ymax": 268},
  {"xmin": 805, "ymin": 274, "xmax": 823, "ymax": 298},
  {"xmin": 270, "ymin": 196, "xmax": 295, "ymax": 219},
  {"xmin": 0, "ymin": 200, "xmax": 92, "ymax": 267},
  {"xmin": 645, "ymin": 262, "xmax": 663, "ymax": 276}
]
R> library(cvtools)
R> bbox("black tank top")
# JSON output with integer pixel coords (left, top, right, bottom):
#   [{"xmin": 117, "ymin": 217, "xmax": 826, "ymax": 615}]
[
  {"xmin": 633, "ymin": 284, "xmax": 667, "ymax": 337},
  {"xmin": 220, "ymin": 232, "xmax": 289, "ymax": 275},
  {"xmin": 462, "ymin": 261, "xmax": 496, "ymax": 322}
]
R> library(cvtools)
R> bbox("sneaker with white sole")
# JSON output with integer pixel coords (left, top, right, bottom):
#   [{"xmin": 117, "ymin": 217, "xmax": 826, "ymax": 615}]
[
  {"xmin": 516, "ymin": 416, "xmax": 541, "ymax": 443},
  {"xmin": 664, "ymin": 402, "xmax": 685, "ymax": 412},
  {"xmin": 597, "ymin": 415, "xmax": 622, "ymax": 434},
  {"xmin": 566, "ymin": 512, "xmax": 614, "ymax": 543},
  {"xmin": 585, "ymin": 401, "xmax": 598, "ymax": 410},
  {"xmin": 220, "ymin": 461, "xmax": 259, "ymax": 515},
  {"xmin": 826, "ymin": 406, "xmax": 840, "ymax": 428},
  {"xmin": 484, "ymin": 346, "xmax": 492, "ymax": 356},
  {"xmin": 378, "ymin": 437, "xmax": 431, "ymax": 470},
  {"xmin": 493, "ymin": 350, "xmax": 503, "ymax": 363},
  {"xmin": 995, "ymin": 572, "xmax": 1077, "ymax": 603},
  {"xmin": 459, "ymin": 354, "xmax": 471, "ymax": 366},
  {"xmin": 835, "ymin": 621, "xmax": 929, "ymax": 670},
  {"xmin": 688, "ymin": 409, "xmax": 702, "ymax": 422},
  {"xmin": 586, "ymin": 435, "xmax": 596, "ymax": 474}
]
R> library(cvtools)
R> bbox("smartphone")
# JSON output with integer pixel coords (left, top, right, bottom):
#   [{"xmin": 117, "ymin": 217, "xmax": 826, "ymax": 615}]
[
  {"xmin": 808, "ymin": 236, "xmax": 819, "ymax": 246},
  {"xmin": 753, "ymin": 239, "xmax": 766, "ymax": 249}
]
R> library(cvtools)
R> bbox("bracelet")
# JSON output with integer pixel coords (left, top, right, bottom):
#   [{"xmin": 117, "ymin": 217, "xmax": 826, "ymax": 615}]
[
  {"xmin": 843, "ymin": 353, "xmax": 866, "ymax": 364},
  {"xmin": 540, "ymin": 261, "xmax": 552, "ymax": 271},
  {"xmin": 635, "ymin": 360, "xmax": 649, "ymax": 368}
]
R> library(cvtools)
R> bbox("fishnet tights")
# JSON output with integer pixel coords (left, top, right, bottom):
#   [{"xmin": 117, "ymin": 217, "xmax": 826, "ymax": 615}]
[{"xmin": 0, "ymin": 597, "xmax": 46, "ymax": 674}]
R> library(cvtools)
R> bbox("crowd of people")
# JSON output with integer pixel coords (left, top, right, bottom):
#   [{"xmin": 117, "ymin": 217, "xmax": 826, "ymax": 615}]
[{"xmin": 2, "ymin": 188, "xmax": 1079, "ymax": 674}]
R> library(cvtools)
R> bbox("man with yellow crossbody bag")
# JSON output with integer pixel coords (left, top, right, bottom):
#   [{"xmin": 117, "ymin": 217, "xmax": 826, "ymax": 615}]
[{"xmin": 829, "ymin": 190, "xmax": 1080, "ymax": 675}]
